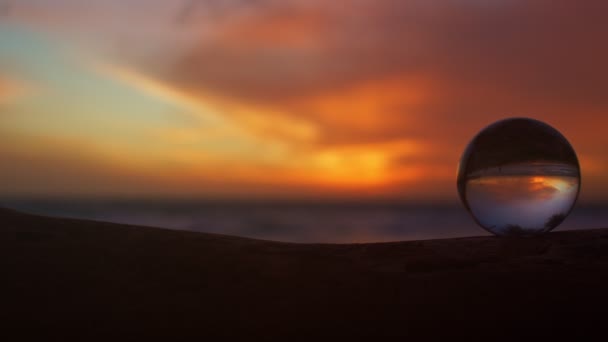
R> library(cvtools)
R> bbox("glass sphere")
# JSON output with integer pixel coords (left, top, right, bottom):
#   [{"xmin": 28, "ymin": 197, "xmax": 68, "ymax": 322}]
[{"xmin": 457, "ymin": 118, "xmax": 581, "ymax": 236}]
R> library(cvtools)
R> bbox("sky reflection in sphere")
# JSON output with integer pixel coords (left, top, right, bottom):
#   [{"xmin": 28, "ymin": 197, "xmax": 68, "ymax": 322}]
[{"xmin": 457, "ymin": 118, "xmax": 581, "ymax": 236}]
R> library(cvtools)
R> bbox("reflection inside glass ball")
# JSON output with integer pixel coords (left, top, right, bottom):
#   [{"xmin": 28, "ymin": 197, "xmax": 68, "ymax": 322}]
[{"xmin": 457, "ymin": 118, "xmax": 580, "ymax": 236}]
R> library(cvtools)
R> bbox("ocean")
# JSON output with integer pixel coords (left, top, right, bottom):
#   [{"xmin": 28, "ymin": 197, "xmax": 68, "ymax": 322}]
[{"xmin": 2, "ymin": 199, "xmax": 607, "ymax": 243}]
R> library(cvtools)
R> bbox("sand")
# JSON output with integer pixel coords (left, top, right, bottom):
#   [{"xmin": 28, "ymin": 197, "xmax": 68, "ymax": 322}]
[{"xmin": 2, "ymin": 207, "xmax": 608, "ymax": 339}]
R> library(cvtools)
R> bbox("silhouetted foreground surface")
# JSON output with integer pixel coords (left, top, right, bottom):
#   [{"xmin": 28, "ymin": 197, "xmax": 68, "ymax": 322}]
[{"xmin": 2, "ymin": 208, "xmax": 608, "ymax": 339}]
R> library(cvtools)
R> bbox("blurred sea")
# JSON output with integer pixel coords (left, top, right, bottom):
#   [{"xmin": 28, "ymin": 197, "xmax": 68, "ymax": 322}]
[{"xmin": 2, "ymin": 199, "xmax": 608, "ymax": 243}]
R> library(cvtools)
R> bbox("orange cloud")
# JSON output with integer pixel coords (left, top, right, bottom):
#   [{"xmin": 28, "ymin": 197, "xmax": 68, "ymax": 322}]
[
  {"xmin": 283, "ymin": 74, "xmax": 433, "ymax": 145},
  {"xmin": 0, "ymin": 75, "xmax": 28, "ymax": 104},
  {"xmin": 217, "ymin": 7, "xmax": 326, "ymax": 50}
]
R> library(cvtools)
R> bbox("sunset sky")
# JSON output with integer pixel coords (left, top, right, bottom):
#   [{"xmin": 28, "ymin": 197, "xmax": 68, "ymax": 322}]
[{"xmin": 1, "ymin": 0, "xmax": 607, "ymax": 202}]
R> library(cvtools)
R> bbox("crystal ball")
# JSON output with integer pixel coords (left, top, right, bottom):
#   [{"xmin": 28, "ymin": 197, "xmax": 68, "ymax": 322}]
[{"xmin": 457, "ymin": 118, "xmax": 581, "ymax": 236}]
